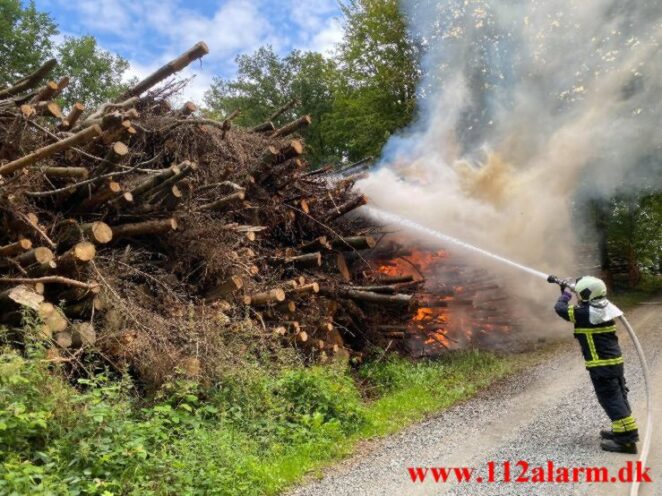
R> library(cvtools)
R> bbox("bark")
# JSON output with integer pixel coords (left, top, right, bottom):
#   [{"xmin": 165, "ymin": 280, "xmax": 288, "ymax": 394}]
[
  {"xmin": 270, "ymin": 115, "xmax": 312, "ymax": 138},
  {"xmin": 325, "ymin": 195, "xmax": 367, "ymax": 221},
  {"xmin": 10, "ymin": 247, "xmax": 55, "ymax": 267},
  {"xmin": 31, "ymin": 81, "xmax": 59, "ymax": 103},
  {"xmin": 205, "ymin": 276, "xmax": 244, "ymax": 301},
  {"xmin": 55, "ymin": 242, "xmax": 96, "ymax": 272},
  {"xmin": 374, "ymin": 274, "xmax": 415, "ymax": 284},
  {"xmin": 118, "ymin": 42, "xmax": 209, "ymax": 100},
  {"xmin": 78, "ymin": 181, "xmax": 122, "ymax": 210},
  {"xmin": 59, "ymin": 102, "xmax": 85, "ymax": 131},
  {"xmin": 0, "ymin": 125, "xmax": 102, "ymax": 176},
  {"xmin": 243, "ymin": 288, "xmax": 286, "ymax": 306},
  {"xmin": 335, "ymin": 253, "xmax": 352, "ymax": 282},
  {"xmin": 251, "ymin": 121, "xmax": 275, "ymax": 133},
  {"xmin": 334, "ymin": 287, "xmax": 413, "ymax": 306},
  {"xmin": 271, "ymin": 252, "xmax": 322, "ymax": 268},
  {"xmin": 298, "ymin": 236, "xmax": 331, "ymax": 252},
  {"xmin": 288, "ymin": 282, "xmax": 320, "ymax": 296},
  {"xmin": 35, "ymin": 101, "xmax": 62, "ymax": 118},
  {"xmin": 111, "ymin": 218, "xmax": 178, "ymax": 238},
  {"xmin": 268, "ymin": 98, "xmax": 299, "ymax": 121},
  {"xmin": 0, "ymin": 276, "xmax": 99, "ymax": 290},
  {"xmin": 129, "ymin": 164, "xmax": 180, "ymax": 197},
  {"xmin": 39, "ymin": 166, "xmax": 89, "ymax": 179},
  {"xmin": 199, "ymin": 190, "xmax": 245, "ymax": 211},
  {"xmin": 331, "ymin": 236, "xmax": 376, "ymax": 251}
]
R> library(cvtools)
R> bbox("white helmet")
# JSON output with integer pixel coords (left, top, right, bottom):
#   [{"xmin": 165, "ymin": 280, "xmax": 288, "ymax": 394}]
[{"xmin": 575, "ymin": 276, "xmax": 607, "ymax": 302}]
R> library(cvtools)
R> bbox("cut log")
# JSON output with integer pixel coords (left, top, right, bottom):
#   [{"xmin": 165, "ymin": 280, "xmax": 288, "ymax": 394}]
[
  {"xmin": 336, "ymin": 253, "xmax": 352, "ymax": 282},
  {"xmin": 295, "ymin": 331, "xmax": 308, "ymax": 344},
  {"xmin": 179, "ymin": 101, "xmax": 197, "ymax": 116},
  {"xmin": 298, "ymin": 236, "xmax": 331, "ymax": 252},
  {"xmin": 270, "ymin": 115, "xmax": 312, "ymax": 138},
  {"xmin": 39, "ymin": 166, "xmax": 89, "ymax": 179},
  {"xmin": 325, "ymin": 195, "xmax": 367, "ymax": 221},
  {"xmin": 53, "ymin": 331, "xmax": 73, "ymax": 348},
  {"xmin": 55, "ymin": 242, "xmax": 96, "ymax": 272},
  {"xmin": 57, "ymin": 221, "xmax": 113, "ymax": 246},
  {"xmin": 31, "ymin": 81, "xmax": 59, "ymax": 103},
  {"xmin": 243, "ymin": 288, "xmax": 286, "ymax": 306},
  {"xmin": 0, "ymin": 285, "xmax": 44, "ymax": 310},
  {"xmin": 374, "ymin": 274, "xmax": 414, "ymax": 284},
  {"xmin": 0, "ymin": 125, "xmax": 102, "ymax": 176},
  {"xmin": 111, "ymin": 218, "xmax": 178, "ymax": 239},
  {"xmin": 35, "ymin": 101, "xmax": 63, "ymax": 118},
  {"xmin": 70, "ymin": 322, "xmax": 96, "ymax": 347},
  {"xmin": 331, "ymin": 236, "xmax": 376, "ymax": 251},
  {"xmin": 288, "ymin": 282, "xmax": 320, "ymax": 296},
  {"xmin": 270, "ymin": 252, "xmax": 322, "ymax": 268},
  {"xmin": 269, "ymin": 98, "xmax": 299, "ymax": 121},
  {"xmin": 11, "ymin": 247, "xmax": 55, "ymax": 267},
  {"xmin": 199, "ymin": 190, "xmax": 245, "ymax": 211},
  {"xmin": 0, "ymin": 59, "xmax": 57, "ymax": 99},
  {"xmin": 334, "ymin": 288, "xmax": 413, "ymax": 306},
  {"xmin": 144, "ymin": 161, "xmax": 198, "ymax": 199},
  {"xmin": 118, "ymin": 41, "xmax": 209, "ymax": 100},
  {"xmin": 0, "ymin": 239, "xmax": 32, "ymax": 257},
  {"xmin": 78, "ymin": 181, "xmax": 122, "ymax": 210},
  {"xmin": 205, "ymin": 276, "xmax": 244, "ymax": 301},
  {"xmin": 130, "ymin": 164, "xmax": 180, "ymax": 197},
  {"xmin": 251, "ymin": 121, "xmax": 275, "ymax": 133},
  {"xmin": 60, "ymin": 102, "xmax": 85, "ymax": 130}
]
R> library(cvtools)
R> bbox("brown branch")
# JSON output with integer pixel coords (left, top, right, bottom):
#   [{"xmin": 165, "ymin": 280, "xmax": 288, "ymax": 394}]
[{"xmin": 0, "ymin": 276, "xmax": 99, "ymax": 290}]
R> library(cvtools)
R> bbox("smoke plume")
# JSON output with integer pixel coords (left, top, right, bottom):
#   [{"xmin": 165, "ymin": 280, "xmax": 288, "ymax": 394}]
[{"xmin": 359, "ymin": 0, "xmax": 662, "ymax": 281}]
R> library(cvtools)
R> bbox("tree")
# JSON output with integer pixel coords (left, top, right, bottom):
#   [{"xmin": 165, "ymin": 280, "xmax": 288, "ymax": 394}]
[
  {"xmin": 0, "ymin": 0, "xmax": 57, "ymax": 87},
  {"xmin": 325, "ymin": 0, "xmax": 421, "ymax": 161},
  {"xmin": 54, "ymin": 36, "xmax": 129, "ymax": 108},
  {"xmin": 600, "ymin": 191, "xmax": 662, "ymax": 288},
  {"xmin": 205, "ymin": 46, "xmax": 339, "ymax": 164}
]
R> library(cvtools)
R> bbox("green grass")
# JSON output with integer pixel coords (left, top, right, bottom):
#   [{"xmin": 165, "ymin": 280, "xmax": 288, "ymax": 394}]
[{"xmin": 0, "ymin": 346, "xmax": 528, "ymax": 495}]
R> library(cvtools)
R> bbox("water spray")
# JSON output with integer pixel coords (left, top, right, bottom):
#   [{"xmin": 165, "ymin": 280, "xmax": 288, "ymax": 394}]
[{"xmin": 366, "ymin": 206, "xmax": 653, "ymax": 496}]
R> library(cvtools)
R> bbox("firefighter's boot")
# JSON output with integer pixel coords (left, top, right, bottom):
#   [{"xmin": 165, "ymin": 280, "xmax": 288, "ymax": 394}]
[{"xmin": 600, "ymin": 439, "xmax": 637, "ymax": 454}]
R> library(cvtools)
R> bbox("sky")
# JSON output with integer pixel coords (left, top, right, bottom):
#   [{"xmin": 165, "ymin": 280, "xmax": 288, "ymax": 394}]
[{"xmin": 34, "ymin": 0, "xmax": 345, "ymax": 102}]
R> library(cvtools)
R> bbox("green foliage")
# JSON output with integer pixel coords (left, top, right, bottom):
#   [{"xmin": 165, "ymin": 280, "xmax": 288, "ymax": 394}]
[
  {"xmin": 0, "ymin": 346, "xmax": 517, "ymax": 495},
  {"xmin": 0, "ymin": 0, "xmax": 57, "ymax": 86},
  {"xmin": 326, "ymin": 0, "xmax": 421, "ymax": 160},
  {"xmin": 205, "ymin": 47, "xmax": 339, "ymax": 164},
  {"xmin": 54, "ymin": 36, "xmax": 129, "ymax": 108},
  {"xmin": 0, "ymin": 1, "xmax": 128, "ymax": 108},
  {"xmin": 205, "ymin": 0, "xmax": 421, "ymax": 164}
]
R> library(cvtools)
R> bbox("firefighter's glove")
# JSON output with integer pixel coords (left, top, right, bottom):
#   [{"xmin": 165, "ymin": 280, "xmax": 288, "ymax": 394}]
[{"xmin": 559, "ymin": 290, "xmax": 572, "ymax": 303}]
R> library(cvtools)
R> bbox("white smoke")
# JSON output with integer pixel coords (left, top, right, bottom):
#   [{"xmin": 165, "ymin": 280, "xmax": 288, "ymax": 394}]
[{"xmin": 359, "ymin": 0, "xmax": 662, "ymax": 279}]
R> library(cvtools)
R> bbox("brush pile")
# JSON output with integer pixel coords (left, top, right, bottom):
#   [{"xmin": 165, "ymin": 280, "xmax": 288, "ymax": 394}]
[{"xmin": 0, "ymin": 42, "xmax": 447, "ymax": 386}]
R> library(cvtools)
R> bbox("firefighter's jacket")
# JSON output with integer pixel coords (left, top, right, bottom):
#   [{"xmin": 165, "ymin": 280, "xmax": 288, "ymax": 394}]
[{"xmin": 555, "ymin": 292, "xmax": 624, "ymax": 377}]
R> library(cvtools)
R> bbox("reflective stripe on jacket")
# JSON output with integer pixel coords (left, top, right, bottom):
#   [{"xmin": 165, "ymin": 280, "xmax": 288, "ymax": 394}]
[{"xmin": 554, "ymin": 293, "xmax": 623, "ymax": 369}]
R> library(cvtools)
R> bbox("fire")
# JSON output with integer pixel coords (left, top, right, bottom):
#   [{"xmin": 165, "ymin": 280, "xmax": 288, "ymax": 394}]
[{"xmin": 374, "ymin": 242, "xmax": 515, "ymax": 357}]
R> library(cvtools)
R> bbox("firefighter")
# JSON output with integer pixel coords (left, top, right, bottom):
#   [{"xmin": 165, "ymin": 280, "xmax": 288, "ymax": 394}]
[{"xmin": 553, "ymin": 275, "xmax": 639, "ymax": 454}]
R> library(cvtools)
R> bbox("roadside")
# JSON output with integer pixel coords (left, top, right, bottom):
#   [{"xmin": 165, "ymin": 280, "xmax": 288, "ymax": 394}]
[{"xmin": 286, "ymin": 293, "xmax": 662, "ymax": 496}]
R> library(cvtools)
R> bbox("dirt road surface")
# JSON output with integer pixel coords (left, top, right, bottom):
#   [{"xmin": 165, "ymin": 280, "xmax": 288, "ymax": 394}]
[{"xmin": 287, "ymin": 296, "xmax": 662, "ymax": 496}]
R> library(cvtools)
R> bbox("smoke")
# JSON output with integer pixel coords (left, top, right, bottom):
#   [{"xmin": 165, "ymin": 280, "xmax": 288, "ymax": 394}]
[{"xmin": 358, "ymin": 0, "xmax": 662, "ymax": 280}]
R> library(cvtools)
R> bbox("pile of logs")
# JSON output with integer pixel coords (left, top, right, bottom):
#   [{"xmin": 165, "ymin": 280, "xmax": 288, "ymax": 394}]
[{"xmin": 0, "ymin": 41, "xmax": 519, "ymax": 383}]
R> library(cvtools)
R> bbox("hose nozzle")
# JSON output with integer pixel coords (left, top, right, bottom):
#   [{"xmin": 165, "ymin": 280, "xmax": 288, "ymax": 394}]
[{"xmin": 547, "ymin": 274, "xmax": 576, "ymax": 292}]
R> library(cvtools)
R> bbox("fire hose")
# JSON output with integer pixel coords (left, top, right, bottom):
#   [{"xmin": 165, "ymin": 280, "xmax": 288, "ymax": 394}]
[
  {"xmin": 548, "ymin": 276, "xmax": 653, "ymax": 496},
  {"xmin": 364, "ymin": 207, "xmax": 653, "ymax": 495}
]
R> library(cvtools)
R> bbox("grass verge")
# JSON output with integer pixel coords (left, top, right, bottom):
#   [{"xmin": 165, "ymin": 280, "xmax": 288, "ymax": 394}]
[{"xmin": 0, "ymin": 346, "xmax": 532, "ymax": 495}]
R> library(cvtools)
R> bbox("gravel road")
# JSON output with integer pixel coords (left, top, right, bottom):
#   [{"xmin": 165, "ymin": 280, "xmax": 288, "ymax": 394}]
[{"xmin": 287, "ymin": 296, "xmax": 662, "ymax": 496}]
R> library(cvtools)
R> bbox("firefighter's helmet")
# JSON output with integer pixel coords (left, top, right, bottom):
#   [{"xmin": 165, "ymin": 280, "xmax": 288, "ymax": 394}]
[{"xmin": 575, "ymin": 276, "xmax": 607, "ymax": 302}]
